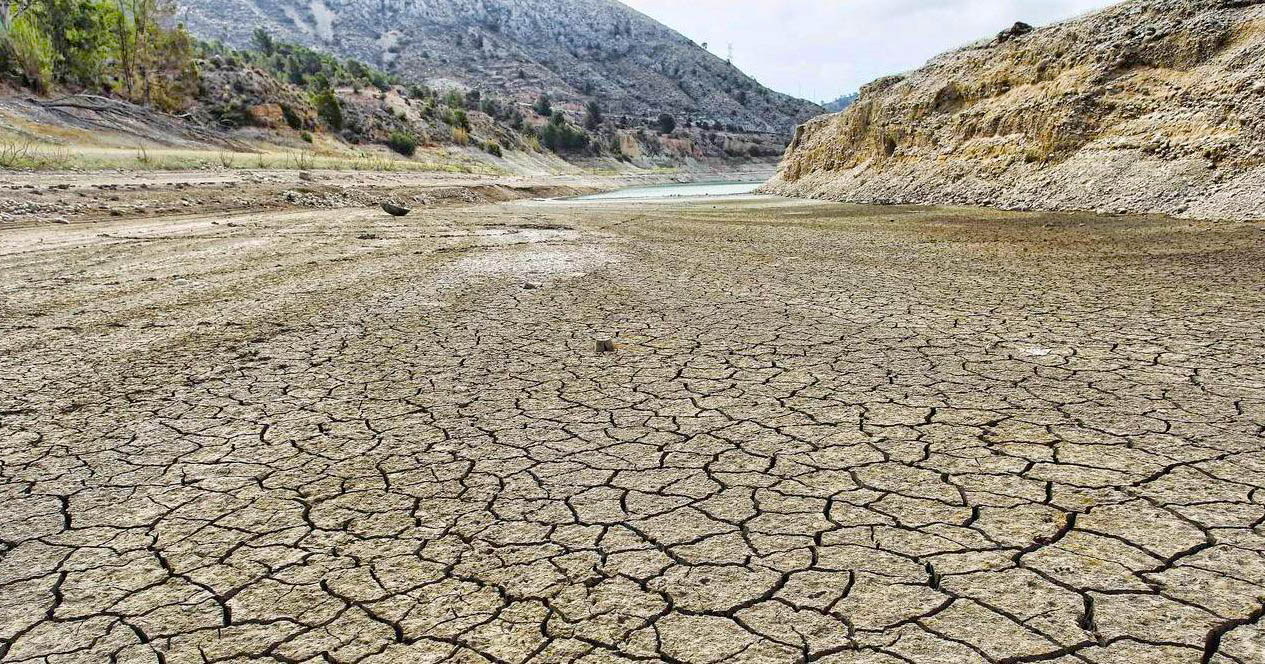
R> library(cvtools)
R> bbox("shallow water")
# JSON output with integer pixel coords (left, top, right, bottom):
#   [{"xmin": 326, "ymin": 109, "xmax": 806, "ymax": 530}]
[{"xmin": 572, "ymin": 180, "xmax": 762, "ymax": 201}]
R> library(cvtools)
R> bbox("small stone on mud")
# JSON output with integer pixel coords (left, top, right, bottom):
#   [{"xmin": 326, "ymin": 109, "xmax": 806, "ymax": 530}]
[
  {"xmin": 595, "ymin": 339, "xmax": 616, "ymax": 353},
  {"xmin": 382, "ymin": 202, "xmax": 411, "ymax": 217},
  {"xmin": 523, "ymin": 282, "xmax": 540, "ymax": 290}
]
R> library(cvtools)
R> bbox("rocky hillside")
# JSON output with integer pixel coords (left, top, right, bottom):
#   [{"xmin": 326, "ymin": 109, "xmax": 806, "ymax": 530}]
[
  {"xmin": 177, "ymin": 0, "xmax": 822, "ymax": 135},
  {"xmin": 763, "ymin": 0, "xmax": 1265, "ymax": 220},
  {"xmin": 822, "ymin": 93, "xmax": 858, "ymax": 113}
]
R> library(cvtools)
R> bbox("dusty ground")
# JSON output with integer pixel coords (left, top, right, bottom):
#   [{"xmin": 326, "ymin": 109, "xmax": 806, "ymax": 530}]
[{"xmin": 1, "ymin": 193, "xmax": 1264, "ymax": 663}]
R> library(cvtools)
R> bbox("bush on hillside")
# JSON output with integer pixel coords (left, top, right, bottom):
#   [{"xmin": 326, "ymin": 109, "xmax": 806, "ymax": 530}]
[
  {"xmin": 658, "ymin": 113, "xmax": 676, "ymax": 134},
  {"xmin": 387, "ymin": 131, "xmax": 417, "ymax": 156},
  {"xmin": 0, "ymin": 0, "xmax": 198, "ymax": 110},
  {"xmin": 584, "ymin": 101, "xmax": 603, "ymax": 130},
  {"xmin": 280, "ymin": 103, "xmax": 304, "ymax": 130},
  {"xmin": 3, "ymin": 13, "xmax": 54, "ymax": 92},
  {"xmin": 533, "ymin": 94, "xmax": 552, "ymax": 117},
  {"xmin": 540, "ymin": 119, "xmax": 588, "ymax": 153},
  {"xmin": 313, "ymin": 88, "xmax": 342, "ymax": 130}
]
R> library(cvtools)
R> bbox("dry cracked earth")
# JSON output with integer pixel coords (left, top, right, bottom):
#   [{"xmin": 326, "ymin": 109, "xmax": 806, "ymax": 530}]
[{"xmin": 1, "ymin": 192, "xmax": 1264, "ymax": 664}]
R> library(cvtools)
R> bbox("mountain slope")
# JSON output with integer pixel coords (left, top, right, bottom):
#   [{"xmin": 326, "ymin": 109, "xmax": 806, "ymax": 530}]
[
  {"xmin": 177, "ymin": 0, "xmax": 822, "ymax": 134},
  {"xmin": 822, "ymin": 93, "xmax": 857, "ymax": 113},
  {"xmin": 763, "ymin": 0, "xmax": 1265, "ymax": 220}
]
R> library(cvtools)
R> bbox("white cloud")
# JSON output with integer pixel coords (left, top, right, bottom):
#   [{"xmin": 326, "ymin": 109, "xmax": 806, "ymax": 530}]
[{"xmin": 619, "ymin": 0, "xmax": 1116, "ymax": 101}]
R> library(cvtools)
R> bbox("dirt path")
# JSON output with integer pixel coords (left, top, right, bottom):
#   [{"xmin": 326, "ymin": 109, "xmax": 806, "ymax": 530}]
[{"xmin": 1, "ymin": 196, "xmax": 1264, "ymax": 663}]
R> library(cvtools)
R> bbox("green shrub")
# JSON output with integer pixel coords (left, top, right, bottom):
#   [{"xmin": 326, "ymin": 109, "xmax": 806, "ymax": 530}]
[
  {"xmin": 442, "ymin": 108, "xmax": 470, "ymax": 130},
  {"xmin": 657, "ymin": 113, "xmax": 676, "ymax": 134},
  {"xmin": 35, "ymin": 0, "xmax": 121, "ymax": 89},
  {"xmin": 4, "ymin": 13, "xmax": 55, "ymax": 92},
  {"xmin": 386, "ymin": 131, "xmax": 417, "ymax": 156},
  {"xmin": 280, "ymin": 104, "xmax": 303, "ymax": 130},
  {"xmin": 533, "ymin": 94, "xmax": 552, "ymax": 117},
  {"xmin": 252, "ymin": 28, "xmax": 274, "ymax": 56},
  {"xmin": 300, "ymin": 131, "xmax": 313, "ymax": 143},
  {"xmin": 540, "ymin": 120, "xmax": 588, "ymax": 153},
  {"xmin": 584, "ymin": 101, "xmax": 603, "ymax": 130},
  {"xmin": 483, "ymin": 141, "xmax": 502, "ymax": 157},
  {"xmin": 312, "ymin": 88, "xmax": 342, "ymax": 130},
  {"xmin": 479, "ymin": 97, "xmax": 500, "ymax": 118}
]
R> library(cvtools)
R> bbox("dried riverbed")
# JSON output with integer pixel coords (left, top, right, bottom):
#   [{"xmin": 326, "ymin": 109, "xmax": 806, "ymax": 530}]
[{"xmin": 1, "ymin": 194, "xmax": 1264, "ymax": 663}]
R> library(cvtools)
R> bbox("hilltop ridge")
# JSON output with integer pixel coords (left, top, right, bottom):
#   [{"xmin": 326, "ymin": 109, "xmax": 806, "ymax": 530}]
[{"xmin": 178, "ymin": 0, "xmax": 822, "ymax": 135}]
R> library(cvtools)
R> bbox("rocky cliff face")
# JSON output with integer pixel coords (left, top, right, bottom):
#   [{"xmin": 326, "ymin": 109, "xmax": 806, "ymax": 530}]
[
  {"xmin": 762, "ymin": 0, "xmax": 1265, "ymax": 220},
  {"xmin": 177, "ymin": 0, "xmax": 821, "ymax": 135}
]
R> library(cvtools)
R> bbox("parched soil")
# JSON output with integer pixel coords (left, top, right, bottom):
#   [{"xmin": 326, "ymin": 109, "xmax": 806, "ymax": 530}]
[{"xmin": 1, "ymin": 194, "xmax": 1264, "ymax": 663}]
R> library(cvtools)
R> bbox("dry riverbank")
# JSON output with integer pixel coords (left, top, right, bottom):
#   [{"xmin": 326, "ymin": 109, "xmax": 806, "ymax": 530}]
[
  {"xmin": 1, "ymin": 195, "xmax": 1264, "ymax": 662},
  {"xmin": 0, "ymin": 164, "xmax": 775, "ymax": 227}
]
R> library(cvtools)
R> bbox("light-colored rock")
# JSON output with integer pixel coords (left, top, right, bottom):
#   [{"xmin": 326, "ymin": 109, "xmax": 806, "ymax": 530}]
[{"xmin": 761, "ymin": 0, "xmax": 1265, "ymax": 221}]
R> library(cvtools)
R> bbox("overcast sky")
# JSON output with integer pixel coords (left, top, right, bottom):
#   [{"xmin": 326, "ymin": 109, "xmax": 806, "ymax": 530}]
[{"xmin": 619, "ymin": 0, "xmax": 1117, "ymax": 102}]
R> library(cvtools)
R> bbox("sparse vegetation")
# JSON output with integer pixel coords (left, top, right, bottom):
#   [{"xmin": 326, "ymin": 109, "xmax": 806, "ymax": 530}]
[
  {"xmin": 0, "ymin": 10, "xmax": 791, "ymax": 172},
  {"xmin": 287, "ymin": 150, "xmax": 314, "ymax": 170},
  {"xmin": 0, "ymin": 138, "xmax": 68, "ymax": 169},
  {"xmin": 355, "ymin": 151, "xmax": 396, "ymax": 171},
  {"xmin": 0, "ymin": 0, "xmax": 197, "ymax": 109},
  {"xmin": 386, "ymin": 131, "xmax": 417, "ymax": 157},
  {"xmin": 539, "ymin": 114, "xmax": 589, "ymax": 153},
  {"xmin": 312, "ymin": 87, "xmax": 343, "ymax": 131},
  {"xmin": 4, "ymin": 11, "xmax": 53, "ymax": 92},
  {"xmin": 442, "ymin": 108, "xmax": 470, "ymax": 131},
  {"xmin": 657, "ymin": 113, "xmax": 676, "ymax": 134},
  {"xmin": 584, "ymin": 101, "xmax": 603, "ymax": 130},
  {"xmin": 533, "ymin": 94, "xmax": 552, "ymax": 117}
]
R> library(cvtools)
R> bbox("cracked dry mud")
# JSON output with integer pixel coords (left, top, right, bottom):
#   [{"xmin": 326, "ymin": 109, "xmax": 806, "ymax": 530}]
[{"xmin": 1, "ymin": 195, "xmax": 1264, "ymax": 664}]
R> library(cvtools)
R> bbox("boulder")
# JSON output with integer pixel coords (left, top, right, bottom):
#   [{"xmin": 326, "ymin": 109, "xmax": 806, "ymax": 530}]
[
  {"xmin": 997, "ymin": 22, "xmax": 1035, "ymax": 43},
  {"xmin": 381, "ymin": 202, "xmax": 411, "ymax": 216}
]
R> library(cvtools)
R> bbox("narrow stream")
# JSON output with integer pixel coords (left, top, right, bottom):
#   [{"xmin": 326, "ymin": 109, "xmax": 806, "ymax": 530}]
[{"xmin": 572, "ymin": 180, "xmax": 763, "ymax": 201}]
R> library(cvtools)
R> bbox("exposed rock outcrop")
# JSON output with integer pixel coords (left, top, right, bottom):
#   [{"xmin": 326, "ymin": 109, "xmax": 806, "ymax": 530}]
[{"xmin": 761, "ymin": 0, "xmax": 1265, "ymax": 220}]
